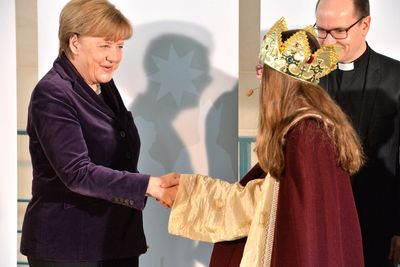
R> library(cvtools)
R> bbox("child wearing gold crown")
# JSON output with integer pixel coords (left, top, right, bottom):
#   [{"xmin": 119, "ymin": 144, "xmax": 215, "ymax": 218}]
[{"xmin": 167, "ymin": 18, "xmax": 365, "ymax": 267}]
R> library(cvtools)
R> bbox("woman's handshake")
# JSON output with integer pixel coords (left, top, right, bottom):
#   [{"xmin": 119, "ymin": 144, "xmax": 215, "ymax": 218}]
[{"xmin": 146, "ymin": 173, "xmax": 180, "ymax": 208}]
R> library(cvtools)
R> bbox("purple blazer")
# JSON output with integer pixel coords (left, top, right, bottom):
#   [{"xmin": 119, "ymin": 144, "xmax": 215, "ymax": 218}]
[{"xmin": 20, "ymin": 56, "xmax": 150, "ymax": 261}]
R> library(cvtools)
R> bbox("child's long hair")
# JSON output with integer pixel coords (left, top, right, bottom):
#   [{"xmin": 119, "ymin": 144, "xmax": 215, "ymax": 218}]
[{"xmin": 256, "ymin": 30, "xmax": 364, "ymax": 178}]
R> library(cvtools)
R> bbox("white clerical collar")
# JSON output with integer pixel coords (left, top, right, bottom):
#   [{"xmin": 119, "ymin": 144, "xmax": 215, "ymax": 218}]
[{"xmin": 338, "ymin": 62, "xmax": 354, "ymax": 71}]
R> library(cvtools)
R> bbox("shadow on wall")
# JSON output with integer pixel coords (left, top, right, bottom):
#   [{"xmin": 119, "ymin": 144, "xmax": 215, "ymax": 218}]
[
  {"xmin": 132, "ymin": 33, "xmax": 211, "ymax": 174},
  {"xmin": 120, "ymin": 22, "xmax": 238, "ymax": 267},
  {"xmin": 205, "ymin": 80, "xmax": 238, "ymax": 181}
]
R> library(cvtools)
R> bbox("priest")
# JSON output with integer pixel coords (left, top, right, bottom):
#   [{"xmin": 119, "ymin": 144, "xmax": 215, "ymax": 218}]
[{"xmin": 315, "ymin": 0, "xmax": 400, "ymax": 266}]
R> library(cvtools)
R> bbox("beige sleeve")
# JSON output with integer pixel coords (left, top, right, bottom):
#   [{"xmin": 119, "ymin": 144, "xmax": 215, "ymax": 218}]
[{"xmin": 168, "ymin": 174, "xmax": 265, "ymax": 243}]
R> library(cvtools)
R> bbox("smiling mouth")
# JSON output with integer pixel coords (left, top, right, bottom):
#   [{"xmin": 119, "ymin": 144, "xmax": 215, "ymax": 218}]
[{"xmin": 102, "ymin": 66, "xmax": 113, "ymax": 71}]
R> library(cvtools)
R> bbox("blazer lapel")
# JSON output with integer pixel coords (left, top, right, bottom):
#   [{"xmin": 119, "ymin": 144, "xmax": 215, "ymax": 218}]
[
  {"xmin": 357, "ymin": 51, "xmax": 381, "ymax": 142},
  {"xmin": 320, "ymin": 73, "xmax": 334, "ymax": 97},
  {"xmin": 101, "ymin": 80, "xmax": 127, "ymax": 124},
  {"xmin": 55, "ymin": 56, "xmax": 117, "ymax": 120},
  {"xmin": 71, "ymin": 80, "xmax": 117, "ymax": 120}
]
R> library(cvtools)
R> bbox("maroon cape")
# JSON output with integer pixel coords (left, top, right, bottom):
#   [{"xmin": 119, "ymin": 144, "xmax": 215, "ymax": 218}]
[{"xmin": 210, "ymin": 119, "xmax": 364, "ymax": 267}]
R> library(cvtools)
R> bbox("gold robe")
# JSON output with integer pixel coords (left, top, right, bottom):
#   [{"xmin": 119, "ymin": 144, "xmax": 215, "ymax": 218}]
[
  {"xmin": 168, "ymin": 173, "xmax": 279, "ymax": 267},
  {"xmin": 168, "ymin": 114, "xmax": 364, "ymax": 267},
  {"xmin": 168, "ymin": 114, "xmax": 322, "ymax": 267}
]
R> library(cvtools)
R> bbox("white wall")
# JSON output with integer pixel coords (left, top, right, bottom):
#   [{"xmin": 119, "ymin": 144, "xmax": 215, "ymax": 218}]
[
  {"xmin": 238, "ymin": 0, "xmax": 260, "ymax": 137},
  {"xmin": 368, "ymin": 0, "xmax": 400, "ymax": 61},
  {"xmin": 0, "ymin": 0, "xmax": 17, "ymax": 266},
  {"xmin": 37, "ymin": 1, "xmax": 238, "ymax": 266}
]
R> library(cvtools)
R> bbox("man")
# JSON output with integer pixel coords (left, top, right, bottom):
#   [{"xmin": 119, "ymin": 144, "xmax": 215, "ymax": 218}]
[{"xmin": 315, "ymin": 0, "xmax": 400, "ymax": 266}]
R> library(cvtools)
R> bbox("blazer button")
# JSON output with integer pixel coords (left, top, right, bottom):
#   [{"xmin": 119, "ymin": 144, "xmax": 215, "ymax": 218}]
[{"xmin": 120, "ymin": 130, "xmax": 126, "ymax": 138}]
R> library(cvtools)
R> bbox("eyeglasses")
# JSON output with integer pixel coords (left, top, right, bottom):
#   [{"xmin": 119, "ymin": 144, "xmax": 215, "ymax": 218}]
[{"xmin": 313, "ymin": 17, "xmax": 365, "ymax": 39}]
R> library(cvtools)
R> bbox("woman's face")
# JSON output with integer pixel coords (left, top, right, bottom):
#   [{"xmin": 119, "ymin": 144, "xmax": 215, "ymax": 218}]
[{"xmin": 69, "ymin": 35, "xmax": 124, "ymax": 86}]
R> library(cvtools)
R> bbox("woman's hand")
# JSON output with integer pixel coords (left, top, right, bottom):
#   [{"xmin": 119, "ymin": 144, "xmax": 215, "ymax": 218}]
[{"xmin": 146, "ymin": 173, "xmax": 180, "ymax": 208}]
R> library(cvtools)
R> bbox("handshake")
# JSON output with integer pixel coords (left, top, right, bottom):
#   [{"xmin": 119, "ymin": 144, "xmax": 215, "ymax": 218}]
[{"xmin": 146, "ymin": 173, "xmax": 180, "ymax": 208}]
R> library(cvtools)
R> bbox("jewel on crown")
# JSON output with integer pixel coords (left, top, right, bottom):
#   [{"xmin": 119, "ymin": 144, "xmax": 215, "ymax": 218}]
[{"xmin": 259, "ymin": 17, "xmax": 341, "ymax": 83}]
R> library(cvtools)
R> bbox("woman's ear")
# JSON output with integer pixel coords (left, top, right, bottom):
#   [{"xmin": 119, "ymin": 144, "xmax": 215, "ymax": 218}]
[{"xmin": 69, "ymin": 34, "xmax": 80, "ymax": 55}]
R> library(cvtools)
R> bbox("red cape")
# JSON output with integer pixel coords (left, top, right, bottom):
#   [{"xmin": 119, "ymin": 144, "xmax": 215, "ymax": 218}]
[{"xmin": 210, "ymin": 120, "xmax": 364, "ymax": 267}]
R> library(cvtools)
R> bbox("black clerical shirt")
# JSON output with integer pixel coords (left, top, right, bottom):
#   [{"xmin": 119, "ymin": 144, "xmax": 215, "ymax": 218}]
[
  {"xmin": 327, "ymin": 45, "xmax": 371, "ymax": 134},
  {"xmin": 320, "ymin": 42, "xmax": 400, "ymax": 267}
]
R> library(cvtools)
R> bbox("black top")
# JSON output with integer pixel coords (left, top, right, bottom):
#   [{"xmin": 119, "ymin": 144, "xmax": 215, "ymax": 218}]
[
  {"xmin": 320, "ymin": 45, "xmax": 400, "ymax": 266},
  {"xmin": 328, "ymin": 45, "xmax": 371, "ymax": 133}
]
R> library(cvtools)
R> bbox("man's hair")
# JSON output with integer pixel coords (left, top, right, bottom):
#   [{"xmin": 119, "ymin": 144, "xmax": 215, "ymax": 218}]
[{"xmin": 316, "ymin": 0, "xmax": 370, "ymax": 18}]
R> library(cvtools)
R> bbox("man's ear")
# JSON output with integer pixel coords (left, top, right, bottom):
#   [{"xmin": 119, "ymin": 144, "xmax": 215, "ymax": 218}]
[
  {"xmin": 361, "ymin": 16, "xmax": 371, "ymax": 37},
  {"xmin": 69, "ymin": 34, "xmax": 80, "ymax": 55}
]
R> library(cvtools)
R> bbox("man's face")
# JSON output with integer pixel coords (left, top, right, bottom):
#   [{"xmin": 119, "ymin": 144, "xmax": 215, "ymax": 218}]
[{"xmin": 315, "ymin": 0, "xmax": 370, "ymax": 63}]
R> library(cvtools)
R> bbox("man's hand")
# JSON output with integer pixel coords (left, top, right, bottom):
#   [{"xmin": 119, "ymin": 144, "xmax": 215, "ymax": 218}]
[{"xmin": 388, "ymin": 235, "xmax": 400, "ymax": 265}]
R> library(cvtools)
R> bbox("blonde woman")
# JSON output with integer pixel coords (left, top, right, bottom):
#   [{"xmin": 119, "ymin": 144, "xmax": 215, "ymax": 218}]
[
  {"xmin": 21, "ymin": 1, "xmax": 178, "ymax": 266},
  {"xmin": 168, "ymin": 18, "xmax": 365, "ymax": 267}
]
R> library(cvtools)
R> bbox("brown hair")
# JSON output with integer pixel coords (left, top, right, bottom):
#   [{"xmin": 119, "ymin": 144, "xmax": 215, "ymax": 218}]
[
  {"xmin": 256, "ymin": 30, "xmax": 364, "ymax": 178},
  {"xmin": 58, "ymin": 0, "xmax": 133, "ymax": 58}
]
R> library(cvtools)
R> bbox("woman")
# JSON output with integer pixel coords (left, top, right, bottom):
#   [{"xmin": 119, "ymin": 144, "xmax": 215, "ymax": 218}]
[
  {"xmin": 20, "ymin": 1, "xmax": 177, "ymax": 266},
  {"xmin": 168, "ymin": 18, "xmax": 365, "ymax": 266}
]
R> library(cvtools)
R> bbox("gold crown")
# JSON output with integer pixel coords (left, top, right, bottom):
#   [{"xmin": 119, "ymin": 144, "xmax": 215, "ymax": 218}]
[{"xmin": 259, "ymin": 17, "xmax": 341, "ymax": 84}]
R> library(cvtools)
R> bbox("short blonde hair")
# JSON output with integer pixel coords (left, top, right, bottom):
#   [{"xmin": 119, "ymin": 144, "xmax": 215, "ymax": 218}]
[{"xmin": 59, "ymin": 0, "xmax": 133, "ymax": 58}]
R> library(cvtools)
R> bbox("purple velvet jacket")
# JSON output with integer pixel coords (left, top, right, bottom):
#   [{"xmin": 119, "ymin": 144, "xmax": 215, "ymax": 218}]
[{"xmin": 20, "ymin": 56, "xmax": 150, "ymax": 261}]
